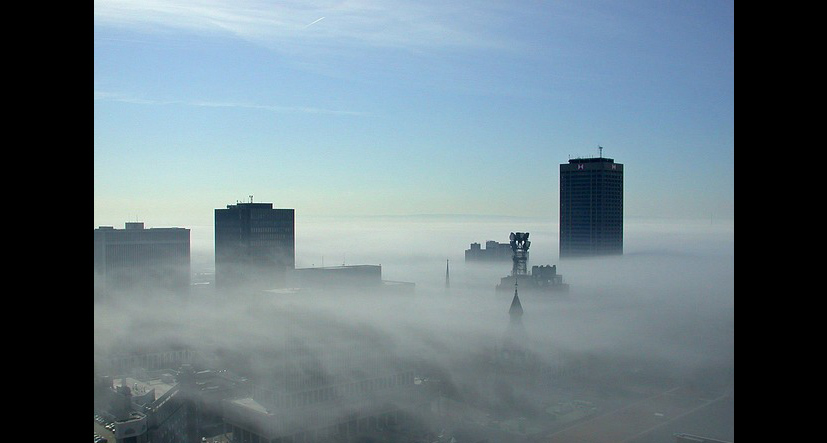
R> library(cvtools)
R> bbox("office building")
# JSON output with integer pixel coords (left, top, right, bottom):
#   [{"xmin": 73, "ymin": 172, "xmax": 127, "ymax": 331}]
[
  {"xmin": 465, "ymin": 240, "xmax": 517, "ymax": 262},
  {"xmin": 214, "ymin": 201, "xmax": 295, "ymax": 290},
  {"xmin": 94, "ymin": 222, "xmax": 191, "ymax": 295},
  {"xmin": 559, "ymin": 155, "xmax": 623, "ymax": 257}
]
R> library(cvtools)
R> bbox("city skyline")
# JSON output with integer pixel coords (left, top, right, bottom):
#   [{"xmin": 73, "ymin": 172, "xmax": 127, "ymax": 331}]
[
  {"xmin": 94, "ymin": 4, "xmax": 734, "ymax": 439},
  {"xmin": 94, "ymin": 0, "xmax": 734, "ymax": 229}
]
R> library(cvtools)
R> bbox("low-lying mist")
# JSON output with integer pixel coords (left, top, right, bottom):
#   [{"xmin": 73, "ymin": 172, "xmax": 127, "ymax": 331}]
[{"xmin": 95, "ymin": 215, "xmax": 734, "ymax": 411}]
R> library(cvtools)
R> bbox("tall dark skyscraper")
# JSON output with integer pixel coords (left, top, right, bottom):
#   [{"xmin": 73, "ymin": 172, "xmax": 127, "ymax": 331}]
[
  {"xmin": 214, "ymin": 201, "xmax": 295, "ymax": 290},
  {"xmin": 559, "ymin": 155, "xmax": 623, "ymax": 258}
]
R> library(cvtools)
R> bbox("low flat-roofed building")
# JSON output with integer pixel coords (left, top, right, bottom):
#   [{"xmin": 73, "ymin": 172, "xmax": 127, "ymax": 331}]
[
  {"xmin": 292, "ymin": 265, "xmax": 381, "ymax": 288},
  {"xmin": 288, "ymin": 265, "xmax": 415, "ymax": 294}
]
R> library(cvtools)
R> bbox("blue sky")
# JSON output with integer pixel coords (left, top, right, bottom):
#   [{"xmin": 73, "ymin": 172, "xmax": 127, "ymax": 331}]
[{"xmin": 94, "ymin": 0, "xmax": 734, "ymax": 228}]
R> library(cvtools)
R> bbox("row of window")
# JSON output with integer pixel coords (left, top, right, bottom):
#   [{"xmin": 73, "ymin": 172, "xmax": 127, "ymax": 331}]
[{"xmin": 250, "ymin": 227, "xmax": 293, "ymax": 233}]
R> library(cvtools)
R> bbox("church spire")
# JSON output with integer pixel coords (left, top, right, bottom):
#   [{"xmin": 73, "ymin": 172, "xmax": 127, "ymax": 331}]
[
  {"xmin": 502, "ymin": 278, "xmax": 528, "ymax": 363},
  {"xmin": 445, "ymin": 259, "xmax": 450, "ymax": 288},
  {"xmin": 509, "ymin": 279, "xmax": 523, "ymax": 320}
]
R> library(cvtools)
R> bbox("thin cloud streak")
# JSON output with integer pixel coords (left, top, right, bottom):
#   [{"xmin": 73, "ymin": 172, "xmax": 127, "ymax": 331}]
[
  {"xmin": 94, "ymin": 90, "xmax": 368, "ymax": 116},
  {"xmin": 94, "ymin": 0, "xmax": 514, "ymax": 52},
  {"xmin": 303, "ymin": 16, "xmax": 325, "ymax": 29}
]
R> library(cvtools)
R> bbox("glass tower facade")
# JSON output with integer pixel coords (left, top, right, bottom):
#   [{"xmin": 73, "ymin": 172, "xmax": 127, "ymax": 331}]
[{"xmin": 559, "ymin": 157, "xmax": 623, "ymax": 258}]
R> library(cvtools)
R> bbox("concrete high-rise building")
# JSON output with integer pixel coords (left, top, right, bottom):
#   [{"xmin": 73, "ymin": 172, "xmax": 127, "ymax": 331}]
[
  {"xmin": 559, "ymin": 154, "xmax": 623, "ymax": 258},
  {"xmin": 214, "ymin": 201, "xmax": 295, "ymax": 290},
  {"xmin": 94, "ymin": 222, "xmax": 191, "ymax": 295}
]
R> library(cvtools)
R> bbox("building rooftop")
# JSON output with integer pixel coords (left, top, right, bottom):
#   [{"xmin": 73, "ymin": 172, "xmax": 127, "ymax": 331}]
[
  {"xmin": 230, "ymin": 396, "xmax": 272, "ymax": 415},
  {"xmin": 221, "ymin": 202, "xmax": 287, "ymax": 209},
  {"xmin": 95, "ymin": 223, "xmax": 189, "ymax": 231},
  {"xmin": 567, "ymin": 157, "xmax": 615, "ymax": 163},
  {"xmin": 294, "ymin": 264, "xmax": 379, "ymax": 271},
  {"xmin": 113, "ymin": 375, "xmax": 176, "ymax": 400}
]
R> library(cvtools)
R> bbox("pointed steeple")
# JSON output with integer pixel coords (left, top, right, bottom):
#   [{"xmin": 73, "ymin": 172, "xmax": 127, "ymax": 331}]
[
  {"xmin": 502, "ymin": 278, "xmax": 528, "ymax": 364},
  {"xmin": 509, "ymin": 279, "xmax": 523, "ymax": 320},
  {"xmin": 445, "ymin": 259, "xmax": 450, "ymax": 289}
]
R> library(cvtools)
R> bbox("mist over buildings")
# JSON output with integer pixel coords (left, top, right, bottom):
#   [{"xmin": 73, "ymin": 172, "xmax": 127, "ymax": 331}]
[{"xmin": 94, "ymin": 215, "xmax": 733, "ymax": 442}]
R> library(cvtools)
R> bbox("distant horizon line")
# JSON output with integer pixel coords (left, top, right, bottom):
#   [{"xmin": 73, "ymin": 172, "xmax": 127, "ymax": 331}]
[{"xmin": 95, "ymin": 213, "xmax": 732, "ymax": 230}]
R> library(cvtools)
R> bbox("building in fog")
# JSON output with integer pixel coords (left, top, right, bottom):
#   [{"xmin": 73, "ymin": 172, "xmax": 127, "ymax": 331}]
[
  {"xmin": 287, "ymin": 265, "xmax": 415, "ymax": 294},
  {"xmin": 220, "ymin": 316, "xmax": 426, "ymax": 443},
  {"xmin": 292, "ymin": 265, "xmax": 382, "ymax": 288},
  {"xmin": 496, "ymin": 265, "xmax": 569, "ymax": 294},
  {"xmin": 559, "ymin": 154, "xmax": 623, "ymax": 258},
  {"xmin": 214, "ymin": 201, "xmax": 295, "ymax": 290},
  {"xmin": 465, "ymin": 240, "xmax": 515, "ymax": 262},
  {"xmin": 223, "ymin": 370, "xmax": 419, "ymax": 442},
  {"xmin": 94, "ymin": 363, "xmax": 245, "ymax": 443},
  {"xmin": 98, "ymin": 348, "xmax": 197, "ymax": 376},
  {"xmin": 94, "ymin": 222, "xmax": 191, "ymax": 296}
]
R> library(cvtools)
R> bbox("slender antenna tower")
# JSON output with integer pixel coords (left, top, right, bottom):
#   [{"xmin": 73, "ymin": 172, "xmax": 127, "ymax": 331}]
[
  {"xmin": 599, "ymin": 145, "xmax": 603, "ymax": 158},
  {"xmin": 509, "ymin": 232, "xmax": 530, "ymax": 277}
]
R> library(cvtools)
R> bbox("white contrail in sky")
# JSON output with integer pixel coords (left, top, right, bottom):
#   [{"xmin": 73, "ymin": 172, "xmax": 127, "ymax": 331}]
[{"xmin": 304, "ymin": 16, "xmax": 325, "ymax": 29}]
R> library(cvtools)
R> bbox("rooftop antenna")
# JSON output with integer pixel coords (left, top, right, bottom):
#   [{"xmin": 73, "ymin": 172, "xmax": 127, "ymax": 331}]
[
  {"xmin": 249, "ymin": 195, "xmax": 253, "ymax": 203},
  {"xmin": 599, "ymin": 145, "xmax": 603, "ymax": 158}
]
